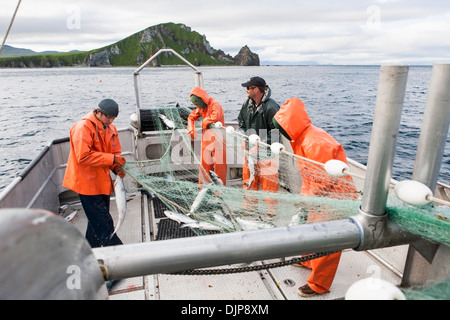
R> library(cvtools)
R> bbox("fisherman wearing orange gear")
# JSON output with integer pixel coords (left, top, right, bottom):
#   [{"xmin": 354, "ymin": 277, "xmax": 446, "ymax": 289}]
[
  {"xmin": 273, "ymin": 97, "xmax": 358, "ymax": 297},
  {"xmin": 188, "ymin": 87, "xmax": 227, "ymax": 185},
  {"xmin": 63, "ymin": 99, "xmax": 126, "ymax": 249}
]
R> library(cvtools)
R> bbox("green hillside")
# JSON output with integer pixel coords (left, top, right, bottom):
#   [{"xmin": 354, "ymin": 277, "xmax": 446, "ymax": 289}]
[{"xmin": 0, "ymin": 23, "xmax": 255, "ymax": 68}]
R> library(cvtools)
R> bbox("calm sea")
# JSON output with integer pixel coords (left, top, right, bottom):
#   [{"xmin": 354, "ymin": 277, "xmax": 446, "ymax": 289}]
[{"xmin": 0, "ymin": 65, "xmax": 449, "ymax": 192}]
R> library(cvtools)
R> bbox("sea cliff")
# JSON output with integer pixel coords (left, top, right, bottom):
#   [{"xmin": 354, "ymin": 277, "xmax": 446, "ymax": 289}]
[{"xmin": 0, "ymin": 23, "xmax": 259, "ymax": 68}]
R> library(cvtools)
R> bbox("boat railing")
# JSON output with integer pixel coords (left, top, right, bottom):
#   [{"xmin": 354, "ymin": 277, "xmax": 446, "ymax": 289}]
[
  {"xmin": 0, "ymin": 127, "xmax": 136, "ymax": 213},
  {"xmin": 133, "ymin": 48, "xmax": 204, "ymax": 137}
]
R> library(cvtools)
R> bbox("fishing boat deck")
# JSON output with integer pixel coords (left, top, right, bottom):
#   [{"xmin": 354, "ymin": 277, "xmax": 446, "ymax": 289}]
[{"xmin": 64, "ymin": 177, "xmax": 408, "ymax": 300}]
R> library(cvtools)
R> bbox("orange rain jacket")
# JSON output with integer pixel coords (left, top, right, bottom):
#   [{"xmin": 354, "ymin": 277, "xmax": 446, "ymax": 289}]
[
  {"xmin": 274, "ymin": 98, "xmax": 357, "ymax": 198},
  {"xmin": 188, "ymin": 87, "xmax": 227, "ymax": 185},
  {"xmin": 63, "ymin": 111, "xmax": 122, "ymax": 195},
  {"xmin": 274, "ymin": 97, "xmax": 357, "ymax": 294}
]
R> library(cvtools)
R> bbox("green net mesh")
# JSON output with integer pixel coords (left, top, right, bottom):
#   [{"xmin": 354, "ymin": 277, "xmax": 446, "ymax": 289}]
[
  {"xmin": 123, "ymin": 107, "xmax": 450, "ymax": 244},
  {"xmin": 124, "ymin": 107, "xmax": 364, "ymax": 236},
  {"xmin": 387, "ymin": 200, "xmax": 450, "ymax": 247},
  {"xmin": 403, "ymin": 278, "xmax": 450, "ymax": 300}
]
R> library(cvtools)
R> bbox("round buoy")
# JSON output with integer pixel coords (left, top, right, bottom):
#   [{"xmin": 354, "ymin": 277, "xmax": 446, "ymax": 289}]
[
  {"xmin": 270, "ymin": 142, "xmax": 285, "ymax": 155},
  {"xmin": 394, "ymin": 180, "xmax": 433, "ymax": 206},
  {"xmin": 346, "ymin": 278, "xmax": 406, "ymax": 300},
  {"xmin": 248, "ymin": 134, "xmax": 260, "ymax": 145},
  {"xmin": 214, "ymin": 122, "xmax": 223, "ymax": 128},
  {"xmin": 226, "ymin": 126, "xmax": 235, "ymax": 133},
  {"xmin": 324, "ymin": 159, "xmax": 349, "ymax": 178},
  {"xmin": 129, "ymin": 112, "xmax": 138, "ymax": 129}
]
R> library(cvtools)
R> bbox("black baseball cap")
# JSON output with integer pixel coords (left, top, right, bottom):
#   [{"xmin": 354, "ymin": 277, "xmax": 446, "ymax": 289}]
[{"xmin": 241, "ymin": 76, "xmax": 267, "ymax": 88}]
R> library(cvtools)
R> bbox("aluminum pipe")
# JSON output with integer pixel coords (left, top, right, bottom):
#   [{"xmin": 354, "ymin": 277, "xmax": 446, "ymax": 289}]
[
  {"xmin": 94, "ymin": 220, "xmax": 361, "ymax": 281},
  {"xmin": 361, "ymin": 65, "xmax": 409, "ymax": 216},
  {"xmin": 412, "ymin": 63, "xmax": 450, "ymax": 190}
]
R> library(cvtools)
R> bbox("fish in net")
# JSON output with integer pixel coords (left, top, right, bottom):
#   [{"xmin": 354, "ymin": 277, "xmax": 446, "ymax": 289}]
[{"xmin": 124, "ymin": 107, "xmax": 450, "ymax": 246}]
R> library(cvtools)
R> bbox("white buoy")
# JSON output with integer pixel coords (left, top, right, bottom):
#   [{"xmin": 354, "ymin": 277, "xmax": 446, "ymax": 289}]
[
  {"xmin": 324, "ymin": 160, "xmax": 349, "ymax": 178},
  {"xmin": 270, "ymin": 142, "xmax": 285, "ymax": 155},
  {"xmin": 129, "ymin": 112, "xmax": 138, "ymax": 129},
  {"xmin": 214, "ymin": 122, "xmax": 223, "ymax": 128},
  {"xmin": 394, "ymin": 180, "xmax": 433, "ymax": 206},
  {"xmin": 345, "ymin": 278, "xmax": 406, "ymax": 300},
  {"xmin": 248, "ymin": 134, "xmax": 260, "ymax": 145},
  {"xmin": 226, "ymin": 126, "xmax": 235, "ymax": 133}
]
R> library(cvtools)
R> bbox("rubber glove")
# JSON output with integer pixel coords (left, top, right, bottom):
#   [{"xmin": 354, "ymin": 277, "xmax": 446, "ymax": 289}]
[
  {"xmin": 114, "ymin": 155, "xmax": 126, "ymax": 166},
  {"xmin": 115, "ymin": 166, "xmax": 126, "ymax": 178}
]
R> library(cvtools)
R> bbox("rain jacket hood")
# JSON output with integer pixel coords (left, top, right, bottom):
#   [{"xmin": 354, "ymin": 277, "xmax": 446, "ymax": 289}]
[
  {"xmin": 63, "ymin": 110, "xmax": 122, "ymax": 195},
  {"xmin": 274, "ymin": 97, "xmax": 311, "ymax": 141},
  {"xmin": 188, "ymin": 87, "xmax": 225, "ymax": 130},
  {"xmin": 274, "ymin": 97, "xmax": 357, "ymax": 197},
  {"xmin": 190, "ymin": 87, "xmax": 212, "ymax": 106}
]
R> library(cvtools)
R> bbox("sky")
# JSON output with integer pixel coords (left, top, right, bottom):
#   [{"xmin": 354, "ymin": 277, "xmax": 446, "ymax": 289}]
[{"xmin": 1, "ymin": 0, "xmax": 450, "ymax": 65}]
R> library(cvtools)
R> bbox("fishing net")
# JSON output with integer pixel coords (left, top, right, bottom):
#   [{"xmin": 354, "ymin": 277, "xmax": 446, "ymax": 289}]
[
  {"xmin": 402, "ymin": 278, "xmax": 450, "ymax": 300},
  {"xmin": 387, "ymin": 200, "xmax": 450, "ymax": 247},
  {"xmin": 123, "ymin": 107, "xmax": 450, "ymax": 246},
  {"xmin": 124, "ymin": 107, "xmax": 362, "ymax": 236}
]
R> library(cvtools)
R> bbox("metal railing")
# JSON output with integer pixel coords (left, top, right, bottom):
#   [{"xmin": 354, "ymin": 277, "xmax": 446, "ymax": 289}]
[{"xmin": 133, "ymin": 48, "xmax": 204, "ymax": 137}]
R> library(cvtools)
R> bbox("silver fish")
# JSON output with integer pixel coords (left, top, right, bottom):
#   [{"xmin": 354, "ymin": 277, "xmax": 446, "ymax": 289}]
[
  {"xmin": 190, "ymin": 187, "xmax": 208, "ymax": 214},
  {"xmin": 245, "ymin": 154, "xmax": 255, "ymax": 188},
  {"xmin": 158, "ymin": 114, "xmax": 175, "ymax": 130},
  {"xmin": 65, "ymin": 210, "xmax": 78, "ymax": 222},
  {"xmin": 213, "ymin": 213, "xmax": 235, "ymax": 230},
  {"xmin": 164, "ymin": 210, "xmax": 197, "ymax": 225},
  {"xmin": 209, "ymin": 170, "xmax": 224, "ymax": 185},
  {"xmin": 182, "ymin": 221, "xmax": 223, "ymax": 232},
  {"xmin": 111, "ymin": 176, "xmax": 127, "ymax": 238},
  {"xmin": 236, "ymin": 217, "xmax": 276, "ymax": 231},
  {"xmin": 289, "ymin": 213, "xmax": 301, "ymax": 226}
]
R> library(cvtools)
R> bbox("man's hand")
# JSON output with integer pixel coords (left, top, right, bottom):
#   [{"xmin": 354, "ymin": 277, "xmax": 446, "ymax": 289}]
[
  {"xmin": 115, "ymin": 166, "xmax": 126, "ymax": 178},
  {"xmin": 114, "ymin": 155, "xmax": 126, "ymax": 166}
]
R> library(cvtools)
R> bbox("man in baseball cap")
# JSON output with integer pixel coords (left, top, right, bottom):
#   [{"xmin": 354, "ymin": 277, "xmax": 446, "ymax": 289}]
[
  {"xmin": 237, "ymin": 76, "xmax": 280, "ymax": 215},
  {"xmin": 241, "ymin": 76, "xmax": 267, "ymax": 88}
]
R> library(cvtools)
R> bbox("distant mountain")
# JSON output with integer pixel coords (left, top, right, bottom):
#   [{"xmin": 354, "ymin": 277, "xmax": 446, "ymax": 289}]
[
  {"xmin": 0, "ymin": 45, "xmax": 62, "ymax": 57},
  {"xmin": 0, "ymin": 23, "xmax": 259, "ymax": 68}
]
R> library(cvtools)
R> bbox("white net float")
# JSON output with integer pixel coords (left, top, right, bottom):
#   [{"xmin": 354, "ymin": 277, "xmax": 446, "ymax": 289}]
[
  {"xmin": 226, "ymin": 126, "xmax": 235, "ymax": 133},
  {"xmin": 324, "ymin": 160, "xmax": 349, "ymax": 178},
  {"xmin": 270, "ymin": 142, "xmax": 285, "ymax": 155},
  {"xmin": 394, "ymin": 180, "xmax": 433, "ymax": 206},
  {"xmin": 345, "ymin": 278, "xmax": 406, "ymax": 300},
  {"xmin": 248, "ymin": 134, "xmax": 260, "ymax": 145}
]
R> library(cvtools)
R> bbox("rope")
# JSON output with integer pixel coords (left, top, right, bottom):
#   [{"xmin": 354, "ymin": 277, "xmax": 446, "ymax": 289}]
[
  {"xmin": 228, "ymin": 128, "xmax": 450, "ymax": 208},
  {"xmin": 427, "ymin": 195, "xmax": 450, "ymax": 207},
  {"xmin": 0, "ymin": 0, "xmax": 22, "ymax": 55}
]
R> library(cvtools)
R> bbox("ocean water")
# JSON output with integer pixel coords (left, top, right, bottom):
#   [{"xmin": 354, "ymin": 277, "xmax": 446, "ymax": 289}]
[{"xmin": 0, "ymin": 65, "xmax": 449, "ymax": 192}]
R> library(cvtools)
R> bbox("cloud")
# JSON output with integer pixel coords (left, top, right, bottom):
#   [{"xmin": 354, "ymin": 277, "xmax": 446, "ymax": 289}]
[{"xmin": 1, "ymin": 0, "xmax": 450, "ymax": 64}]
